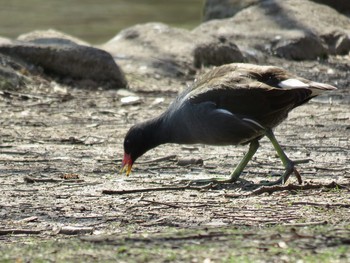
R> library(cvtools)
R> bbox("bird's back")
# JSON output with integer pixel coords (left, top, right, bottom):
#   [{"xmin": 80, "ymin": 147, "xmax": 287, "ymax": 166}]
[
  {"xmin": 186, "ymin": 63, "xmax": 336, "ymax": 129},
  {"xmin": 162, "ymin": 63, "xmax": 336, "ymax": 146}
]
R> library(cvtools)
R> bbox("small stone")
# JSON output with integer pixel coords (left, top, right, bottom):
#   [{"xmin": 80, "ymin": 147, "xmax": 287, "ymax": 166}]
[
  {"xmin": 151, "ymin": 97, "xmax": 165, "ymax": 106},
  {"xmin": 121, "ymin": 96, "xmax": 141, "ymax": 106}
]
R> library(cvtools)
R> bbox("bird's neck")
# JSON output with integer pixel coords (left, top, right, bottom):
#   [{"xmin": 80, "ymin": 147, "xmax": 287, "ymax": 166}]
[
  {"xmin": 141, "ymin": 114, "xmax": 171, "ymax": 151},
  {"xmin": 141, "ymin": 100, "xmax": 195, "ymax": 152}
]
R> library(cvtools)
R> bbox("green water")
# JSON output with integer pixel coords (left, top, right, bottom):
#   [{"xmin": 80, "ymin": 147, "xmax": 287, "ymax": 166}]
[{"xmin": 0, "ymin": 0, "xmax": 204, "ymax": 44}]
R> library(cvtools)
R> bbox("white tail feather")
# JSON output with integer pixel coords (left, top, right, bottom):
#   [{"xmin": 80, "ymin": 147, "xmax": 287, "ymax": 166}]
[{"xmin": 308, "ymin": 81, "xmax": 337, "ymax": 96}]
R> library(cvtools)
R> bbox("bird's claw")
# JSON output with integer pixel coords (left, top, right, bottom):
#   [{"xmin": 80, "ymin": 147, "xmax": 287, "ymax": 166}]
[{"xmin": 258, "ymin": 160, "xmax": 304, "ymax": 186}]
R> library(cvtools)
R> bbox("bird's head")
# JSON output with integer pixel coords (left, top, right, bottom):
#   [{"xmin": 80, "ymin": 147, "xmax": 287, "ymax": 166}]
[
  {"xmin": 121, "ymin": 124, "xmax": 151, "ymax": 176},
  {"xmin": 121, "ymin": 115, "xmax": 167, "ymax": 176}
]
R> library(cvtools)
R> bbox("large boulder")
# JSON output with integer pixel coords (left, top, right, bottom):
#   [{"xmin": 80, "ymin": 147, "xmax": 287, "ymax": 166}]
[
  {"xmin": 0, "ymin": 30, "xmax": 127, "ymax": 89},
  {"xmin": 195, "ymin": 0, "xmax": 350, "ymax": 60},
  {"xmin": 203, "ymin": 0, "xmax": 259, "ymax": 21},
  {"xmin": 17, "ymin": 29, "xmax": 91, "ymax": 46},
  {"xmin": 101, "ymin": 22, "xmax": 244, "ymax": 78},
  {"xmin": 102, "ymin": 23, "xmax": 196, "ymax": 78},
  {"xmin": 0, "ymin": 51, "xmax": 35, "ymax": 91},
  {"xmin": 0, "ymin": 64, "xmax": 21, "ymax": 90},
  {"xmin": 203, "ymin": 0, "xmax": 350, "ymax": 21},
  {"xmin": 311, "ymin": 0, "xmax": 350, "ymax": 15},
  {"xmin": 193, "ymin": 37, "xmax": 244, "ymax": 68}
]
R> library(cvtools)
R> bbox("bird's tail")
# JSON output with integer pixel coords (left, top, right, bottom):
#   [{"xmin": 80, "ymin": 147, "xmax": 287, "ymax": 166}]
[{"xmin": 308, "ymin": 81, "xmax": 337, "ymax": 97}]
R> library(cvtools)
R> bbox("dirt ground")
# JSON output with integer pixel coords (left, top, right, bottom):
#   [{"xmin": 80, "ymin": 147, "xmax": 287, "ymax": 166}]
[{"xmin": 0, "ymin": 57, "xmax": 349, "ymax": 262}]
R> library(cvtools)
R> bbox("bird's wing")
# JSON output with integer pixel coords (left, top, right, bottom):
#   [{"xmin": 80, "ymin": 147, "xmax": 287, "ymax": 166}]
[{"xmin": 188, "ymin": 64, "xmax": 313, "ymax": 128}]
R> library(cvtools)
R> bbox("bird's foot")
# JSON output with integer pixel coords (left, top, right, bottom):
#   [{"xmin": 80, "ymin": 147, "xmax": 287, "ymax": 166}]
[{"xmin": 258, "ymin": 158, "xmax": 311, "ymax": 186}]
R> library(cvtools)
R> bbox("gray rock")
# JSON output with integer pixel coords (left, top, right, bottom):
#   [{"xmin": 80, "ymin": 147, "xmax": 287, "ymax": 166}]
[
  {"xmin": 321, "ymin": 31, "xmax": 350, "ymax": 55},
  {"xmin": 195, "ymin": 0, "xmax": 350, "ymax": 60},
  {"xmin": 312, "ymin": 0, "xmax": 350, "ymax": 16},
  {"xmin": 0, "ymin": 64, "xmax": 20, "ymax": 90},
  {"xmin": 102, "ymin": 23, "xmax": 196, "ymax": 78},
  {"xmin": 203, "ymin": 0, "xmax": 350, "ymax": 21},
  {"xmin": 17, "ymin": 29, "xmax": 91, "ymax": 46},
  {"xmin": 0, "ymin": 37, "xmax": 13, "ymax": 46},
  {"xmin": 203, "ymin": 0, "xmax": 260, "ymax": 21},
  {"xmin": 193, "ymin": 38, "xmax": 244, "ymax": 68},
  {"xmin": 273, "ymin": 33, "xmax": 328, "ymax": 60},
  {"xmin": 0, "ymin": 31, "xmax": 127, "ymax": 88},
  {"xmin": 0, "ymin": 53, "xmax": 34, "ymax": 90},
  {"xmin": 101, "ymin": 22, "xmax": 244, "ymax": 78}
]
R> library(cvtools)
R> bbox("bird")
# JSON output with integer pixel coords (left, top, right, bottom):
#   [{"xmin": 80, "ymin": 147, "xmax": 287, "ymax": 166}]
[{"xmin": 121, "ymin": 63, "xmax": 336, "ymax": 185}]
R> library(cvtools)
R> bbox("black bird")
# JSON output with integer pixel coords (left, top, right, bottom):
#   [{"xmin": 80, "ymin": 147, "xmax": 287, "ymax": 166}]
[{"xmin": 121, "ymin": 63, "xmax": 336, "ymax": 185}]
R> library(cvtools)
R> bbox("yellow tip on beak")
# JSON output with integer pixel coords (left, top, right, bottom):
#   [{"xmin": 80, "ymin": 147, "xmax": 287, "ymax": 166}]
[
  {"xmin": 121, "ymin": 152, "xmax": 133, "ymax": 176},
  {"xmin": 120, "ymin": 163, "xmax": 132, "ymax": 176}
]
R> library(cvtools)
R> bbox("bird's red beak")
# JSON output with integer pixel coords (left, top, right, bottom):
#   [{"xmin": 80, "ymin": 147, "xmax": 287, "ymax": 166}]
[{"xmin": 121, "ymin": 153, "xmax": 133, "ymax": 176}]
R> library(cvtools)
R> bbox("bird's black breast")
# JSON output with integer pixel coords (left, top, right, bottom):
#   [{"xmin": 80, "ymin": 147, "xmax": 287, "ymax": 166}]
[{"xmin": 165, "ymin": 99, "xmax": 265, "ymax": 146}]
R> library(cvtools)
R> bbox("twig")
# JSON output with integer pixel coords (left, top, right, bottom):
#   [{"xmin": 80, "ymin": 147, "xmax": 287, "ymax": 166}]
[
  {"xmin": 59, "ymin": 226, "xmax": 94, "ymax": 235},
  {"xmin": 224, "ymin": 181, "xmax": 349, "ymax": 198},
  {"xmin": 82, "ymin": 231, "xmax": 239, "ymax": 244},
  {"xmin": 0, "ymin": 229, "xmax": 42, "ymax": 235},
  {"xmin": 24, "ymin": 175, "xmax": 84, "ymax": 184},
  {"xmin": 283, "ymin": 221, "xmax": 328, "ymax": 227},
  {"xmin": 138, "ymin": 155, "xmax": 177, "ymax": 164},
  {"xmin": 141, "ymin": 217, "xmax": 168, "ymax": 226},
  {"xmin": 0, "ymin": 90, "xmax": 65, "ymax": 100},
  {"xmin": 0, "ymin": 145, "xmax": 12, "ymax": 148},
  {"xmin": 0, "ymin": 90, "xmax": 43, "ymax": 100},
  {"xmin": 127, "ymin": 232, "xmax": 232, "ymax": 242},
  {"xmin": 140, "ymin": 199, "xmax": 181, "ymax": 208},
  {"xmin": 0, "ymin": 158, "xmax": 50, "ymax": 163},
  {"xmin": 0, "ymin": 150, "xmax": 30, "ymax": 155},
  {"xmin": 102, "ymin": 183, "xmax": 214, "ymax": 195},
  {"xmin": 250, "ymin": 181, "xmax": 349, "ymax": 196},
  {"xmin": 291, "ymin": 202, "xmax": 350, "ymax": 208},
  {"xmin": 314, "ymin": 166, "xmax": 348, "ymax": 172},
  {"xmin": 15, "ymin": 216, "xmax": 38, "ymax": 223}
]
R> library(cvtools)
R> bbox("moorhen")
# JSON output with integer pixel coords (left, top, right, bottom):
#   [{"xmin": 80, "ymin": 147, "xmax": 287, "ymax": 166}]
[{"xmin": 121, "ymin": 63, "xmax": 336, "ymax": 185}]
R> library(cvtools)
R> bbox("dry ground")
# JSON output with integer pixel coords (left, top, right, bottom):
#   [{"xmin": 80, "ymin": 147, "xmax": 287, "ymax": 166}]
[{"xmin": 0, "ymin": 58, "xmax": 349, "ymax": 262}]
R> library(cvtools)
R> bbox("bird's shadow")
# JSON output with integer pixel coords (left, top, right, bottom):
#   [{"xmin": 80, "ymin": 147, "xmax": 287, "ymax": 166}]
[{"xmin": 178, "ymin": 179, "xmax": 270, "ymax": 192}]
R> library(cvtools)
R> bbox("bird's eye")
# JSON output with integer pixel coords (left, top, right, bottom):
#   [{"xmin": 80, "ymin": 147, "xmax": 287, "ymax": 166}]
[{"xmin": 124, "ymin": 139, "xmax": 131, "ymax": 148}]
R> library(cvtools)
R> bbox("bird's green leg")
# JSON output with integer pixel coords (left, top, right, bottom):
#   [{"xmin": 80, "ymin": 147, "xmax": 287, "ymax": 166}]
[
  {"xmin": 228, "ymin": 140, "xmax": 259, "ymax": 182},
  {"xmin": 186, "ymin": 140, "xmax": 259, "ymax": 185},
  {"xmin": 261, "ymin": 129, "xmax": 309, "ymax": 186}
]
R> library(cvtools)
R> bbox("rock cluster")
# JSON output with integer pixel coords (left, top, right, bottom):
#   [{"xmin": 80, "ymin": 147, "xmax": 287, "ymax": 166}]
[
  {"xmin": 0, "ymin": 0, "xmax": 349, "ymax": 90},
  {"xmin": 0, "ymin": 30, "xmax": 127, "ymax": 89}
]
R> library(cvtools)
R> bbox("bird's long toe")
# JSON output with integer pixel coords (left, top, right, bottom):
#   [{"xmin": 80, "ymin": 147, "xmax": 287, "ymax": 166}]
[{"xmin": 258, "ymin": 159, "xmax": 304, "ymax": 186}]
